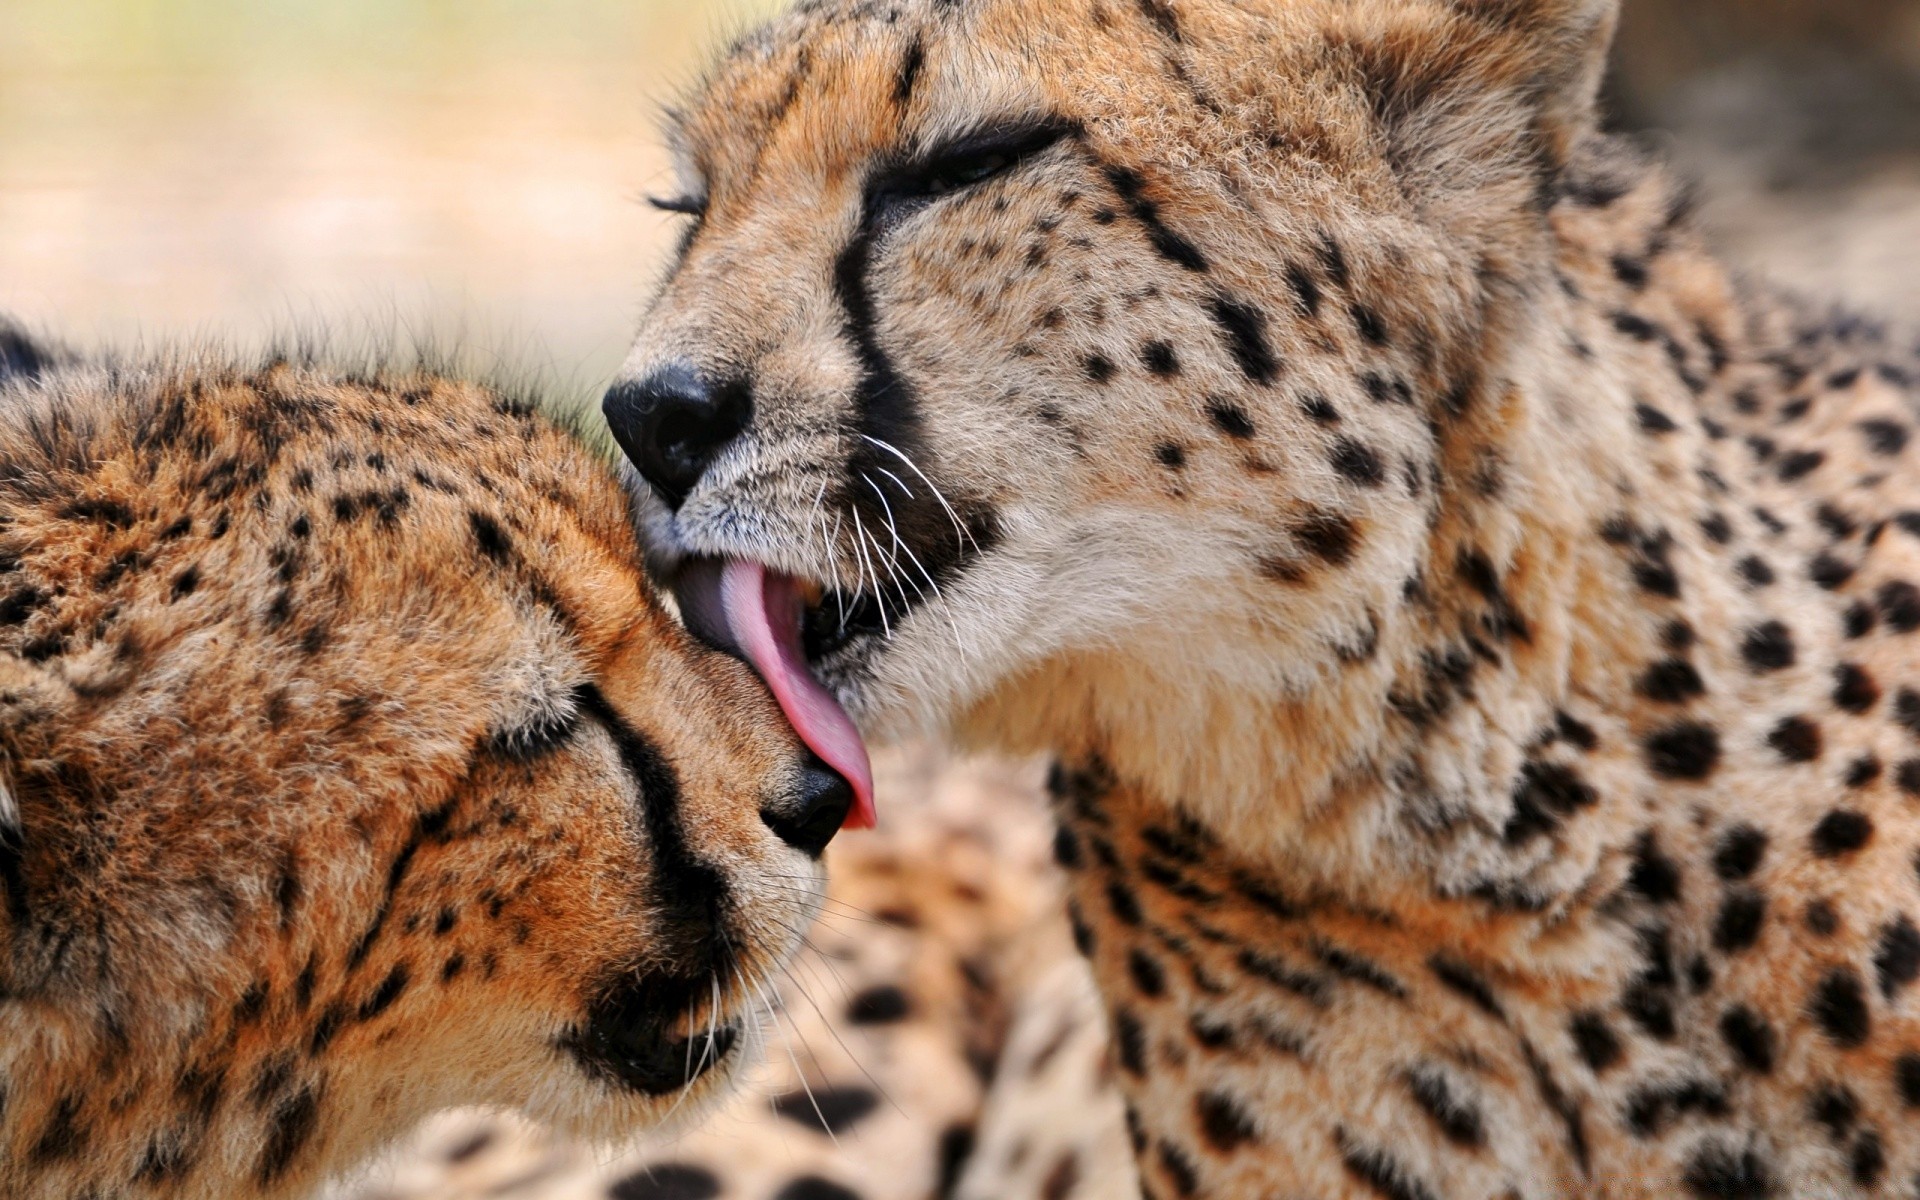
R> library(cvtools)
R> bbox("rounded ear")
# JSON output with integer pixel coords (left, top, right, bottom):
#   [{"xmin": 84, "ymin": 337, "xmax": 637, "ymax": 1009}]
[
  {"xmin": 0, "ymin": 319, "xmax": 54, "ymax": 386},
  {"xmin": 1334, "ymin": 0, "xmax": 1620, "ymax": 239},
  {"xmin": 0, "ymin": 655, "xmax": 77, "ymax": 832}
]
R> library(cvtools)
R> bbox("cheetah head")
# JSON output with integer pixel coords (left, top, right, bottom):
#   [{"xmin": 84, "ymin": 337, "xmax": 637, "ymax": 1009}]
[
  {"xmin": 610, "ymin": 0, "xmax": 1619, "ymax": 809},
  {"xmin": 0, "ymin": 359, "xmax": 852, "ymax": 1197}
]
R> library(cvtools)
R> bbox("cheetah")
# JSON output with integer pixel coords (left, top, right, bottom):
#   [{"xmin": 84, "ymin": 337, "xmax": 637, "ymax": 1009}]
[
  {"xmin": 601, "ymin": 0, "xmax": 1920, "ymax": 1194},
  {"xmin": 0, "ymin": 333, "xmax": 862, "ymax": 1199}
]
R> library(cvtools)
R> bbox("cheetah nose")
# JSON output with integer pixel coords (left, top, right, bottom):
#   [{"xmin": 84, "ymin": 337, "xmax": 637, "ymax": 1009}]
[
  {"xmin": 602, "ymin": 362, "xmax": 752, "ymax": 510},
  {"xmin": 761, "ymin": 755, "xmax": 855, "ymax": 858}
]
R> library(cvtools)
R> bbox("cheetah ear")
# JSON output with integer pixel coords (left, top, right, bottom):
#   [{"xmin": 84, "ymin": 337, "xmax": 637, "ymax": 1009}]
[
  {"xmin": 1340, "ymin": 0, "xmax": 1619, "ymax": 230},
  {"xmin": 0, "ymin": 656, "xmax": 76, "ymax": 832}
]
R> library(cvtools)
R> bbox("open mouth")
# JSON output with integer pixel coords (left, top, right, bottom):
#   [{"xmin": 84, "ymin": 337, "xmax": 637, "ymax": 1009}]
[{"xmin": 673, "ymin": 559, "xmax": 888, "ymax": 830}]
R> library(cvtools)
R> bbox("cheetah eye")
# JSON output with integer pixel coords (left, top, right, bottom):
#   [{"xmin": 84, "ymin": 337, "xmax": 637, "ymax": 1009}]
[
  {"xmin": 918, "ymin": 151, "xmax": 1016, "ymax": 196},
  {"xmin": 876, "ymin": 117, "xmax": 1079, "ymax": 208},
  {"xmin": 647, "ymin": 195, "xmax": 707, "ymax": 216}
]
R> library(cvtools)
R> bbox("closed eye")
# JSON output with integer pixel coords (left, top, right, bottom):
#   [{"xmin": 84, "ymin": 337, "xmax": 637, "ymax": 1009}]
[
  {"xmin": 647, "ymin": 195, "xmax": 708, "ymax": 216},
  {"xmin": 873, "ymin": 117, "xmax": 1079, "ymax": 208}
]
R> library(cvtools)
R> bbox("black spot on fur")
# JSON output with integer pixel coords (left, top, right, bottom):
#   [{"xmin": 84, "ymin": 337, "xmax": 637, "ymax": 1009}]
[
  {"xmin": 1681, "ymin": 1139, "xmax": 1774, "ymax": 1198},
  {"xmin": 1767, "ymin": 715, "xmax": 1822, "ymax": 763},
  {"xmin": 1336, "ymin": 1131, "xmax": 1441, "ymax": 1200},
  {"xmin": 257, "ymin": 1086, "xmax": 320, "ymax": 1184},
  {"xmin": 1206, "ymin": 400, "xmax": 1256, "ymax": 439},
  {"xmin": 608, "ymin": 1163, "xmax": 723, "ymax": 1200},
  {"xmin": 1405, "ymin": 1065, "xmax": 1486, "ymax": 1147},
  {"xmin": 1879, "ymin": 580, "xmax": 1920, "ymax": 632},
  {"xmin": 1208, "ymin": 295, "xmax": 1280, "ymax": 385},
  {"xmin": 1811, "ymin": 810, "xmax": 1873, "ymax": 857},
  {"xmin": 1719, "ymin": 1006, "xmax": 1776, "ymax": 1073},
  {"xmin": 1644, "ymin": 722, "xmax": 1721, "ymax": 780},
  {"xmin": 1895, "ymin": 1053, "xmax": 1920, "ymax": 1106},
  {"xmin": 1102, "ymin": 165, "xmax": 1208, "ymax": 272},
  {"xmin": 1713, "ymin": 826, "xmax": 1768, "ymax": 880},
  {"xmin": 1429, "ymin": 956, "xmax": 1504, "ymax": 1019},
  {"xmin": 1569, "ymin": 1011, "xmax": 1622, "ymax": 1072},
  {"xmin": 1740, "ymin": 622, "xmax": 1795, "ymax": 672},
  {"xmin": 469, "ymin": 511, "xmax": 512, "ymax": 563},
  {"xmin": 1638, "ymin": 659, "xmax": 1704, "ymax": 703},
  {"xmin": 1195, "ymin": 1090, "xmax": 1259, "ymax": 1151},
  {"xmin": 1330, "ymin": 438, "xmax": 1385, "ymax": 486},
  {"xmin": 1625, "ymin": 1077, "xmax": 1728, "ymax": 1137},
  {"xmin": 1833, "ymin": 664, "xmax": 1880, "ymax": 713},
  {"xmin": 1713, "ymin": 889, "xmax": 1766, "ymax": 953},
  {"xmin": 1875, "ymin": 915, "xmax": 1920, "ymax": 998},
  {"xmin": 1810, "ymin": 968, "xmax": 1871, "ymax": 1047},
  {"xmin": 1141, "ymin": 340, "xmax": 1179, "ymax": 377},
  {"xmin": 1627, "ymin": 833, "xmax": 1682, "ymax": 904},
  {"xmin": 771, "ymin": 1085, "xmax": 880, "ymax": 1136},
  {"xmin": 1860, "ymin": 418, "xmax": 1909, "ymax": 456},
  {"xmin": 770, "ymin": 1178, "xmax": 861, "ymax": 1200}
]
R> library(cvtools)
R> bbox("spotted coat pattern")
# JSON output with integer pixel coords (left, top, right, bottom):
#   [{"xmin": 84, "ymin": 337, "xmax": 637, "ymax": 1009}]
[
  {"xmin": 0, "ymin": 350, "xmax": 837, "ymax": 1200},
  {"xmin": 607, "ymin": 0, "xmax": 1920, "ymax": 1195}
]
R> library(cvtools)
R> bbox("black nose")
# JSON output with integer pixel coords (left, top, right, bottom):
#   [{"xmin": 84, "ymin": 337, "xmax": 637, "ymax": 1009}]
[
  {"xmin": 762, "ymin": 757, "xmax": 854, "ymax": 858},
  {"xmin": 602, "ymin": 363, "xmax": 752, "ymax": 509}
]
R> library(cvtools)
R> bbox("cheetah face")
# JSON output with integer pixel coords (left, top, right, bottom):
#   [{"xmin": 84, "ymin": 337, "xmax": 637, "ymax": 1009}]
[
  {"xmin": 0, "ymin": 361, "xmax": 855, "ymax": 1195},
  {"xmin": 609, "ymin": 0, "xmax": 1610, "ymax": 760}
]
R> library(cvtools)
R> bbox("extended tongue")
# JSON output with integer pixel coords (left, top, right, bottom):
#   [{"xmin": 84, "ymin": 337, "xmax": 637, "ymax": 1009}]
[{"xmin": 718, "ymin": 559, "xmax": 877, "ymax": 830}]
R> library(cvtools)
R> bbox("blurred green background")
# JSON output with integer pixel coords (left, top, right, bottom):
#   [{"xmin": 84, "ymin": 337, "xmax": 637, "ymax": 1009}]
[
  {"xmin": 0, "ymin": 0, "xmax": 1915, "ymax": 414},
  {"xmin": 0, "ymin": 0, "xmax": 779, "ymax": 403}
]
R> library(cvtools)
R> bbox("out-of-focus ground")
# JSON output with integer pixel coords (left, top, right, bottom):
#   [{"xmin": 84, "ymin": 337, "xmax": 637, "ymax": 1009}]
[
  {"xmin": 1610, "ymin": 0, "xmax": 1920, "ymax": 323},
  {"xmin": 1, "ymin": 1, "xmax": 1917, "ymax": 1197},
  {"xmin": 0, "ymin": 0, "xmax": 781, "ymax": 407},
  {"xmin": 1, "ymin": 0, "xmax": 1916, "ymax": 390}
]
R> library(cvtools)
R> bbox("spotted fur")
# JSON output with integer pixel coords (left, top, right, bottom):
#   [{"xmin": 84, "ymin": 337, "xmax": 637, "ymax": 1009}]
[
  {"xmin": 611, "ymin": 0, "xmax": 1920, "ymax": 1194},
  {"xmin": 0, "ymin": 350, "xmax": 836, "ymax": 1199}
]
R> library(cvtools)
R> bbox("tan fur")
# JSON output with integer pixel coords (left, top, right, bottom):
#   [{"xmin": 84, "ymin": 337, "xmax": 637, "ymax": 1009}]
[
  {"xmin": 0, "ymin": 354, "xmax": 834, "ymax": 1199},
  {"xmin": 613, "ymin": 0, "xmax": 1920, "ymax": 1194}
]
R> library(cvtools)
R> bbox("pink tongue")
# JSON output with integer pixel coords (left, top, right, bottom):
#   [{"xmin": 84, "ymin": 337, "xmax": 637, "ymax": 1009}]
[{"xmin": 718, "ymin": 560, "xmax": 876, "ymax": 830}]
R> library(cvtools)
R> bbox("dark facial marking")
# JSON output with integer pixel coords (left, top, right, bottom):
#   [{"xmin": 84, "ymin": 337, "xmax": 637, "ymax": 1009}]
[{"xmin": 1101, "ymin": 165, "xmax": 1209, "ymax": 273}]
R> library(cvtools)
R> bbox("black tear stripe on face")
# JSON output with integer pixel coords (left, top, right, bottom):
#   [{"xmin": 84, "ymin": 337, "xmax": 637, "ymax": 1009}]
[
  {"xmin": 576, "ymin": 685, "xmax": 730, "ymax": 975},
  {"xmin": 821, "ymin": 123, "xmax": 1102, "ymax": 636},
  {"xmin": 561, "ymin": 685, "xmax": 744, "ymax": 1094}
]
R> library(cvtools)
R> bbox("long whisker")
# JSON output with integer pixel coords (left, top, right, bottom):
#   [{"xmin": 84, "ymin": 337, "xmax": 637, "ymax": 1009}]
[
  {"xmin": 860, "ymin": 434, "xmax": 975, "ymax": 553},
  {"xmin": 849, "ymin": 507, "xmax": 891, "ymax": 639}
]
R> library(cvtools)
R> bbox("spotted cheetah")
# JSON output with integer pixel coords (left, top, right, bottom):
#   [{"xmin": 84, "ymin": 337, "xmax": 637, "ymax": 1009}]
[
  {"xmin": 0, "ymin": 335, "xmax": 861, "ymax": 1199},
  {"xmin": 601, "ymin": 0, "xmax": 1920, "ymax": 1194}
]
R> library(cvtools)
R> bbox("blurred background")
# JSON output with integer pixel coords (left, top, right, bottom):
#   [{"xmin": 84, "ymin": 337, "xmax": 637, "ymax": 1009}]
[
  {"xmin": 0, "ymin": 0, "xmax": 783, "ymax": 407},
  {"xmin": 1, "ymin": 0, "xmax": 1917, "ymax": 413}
]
